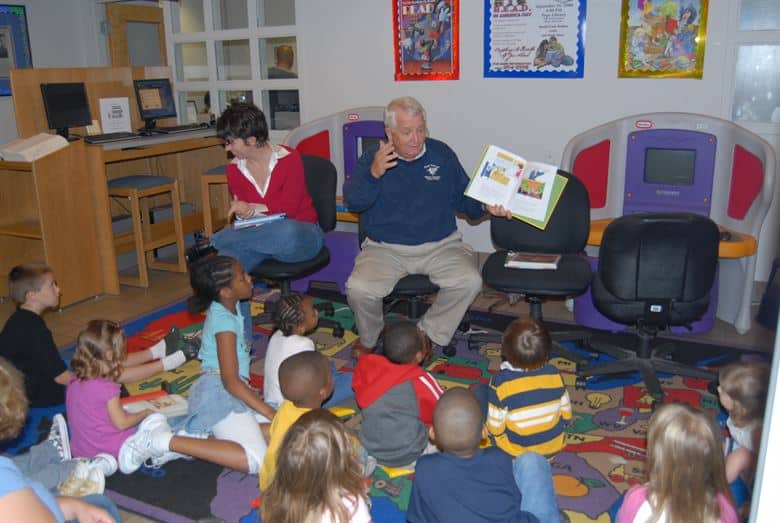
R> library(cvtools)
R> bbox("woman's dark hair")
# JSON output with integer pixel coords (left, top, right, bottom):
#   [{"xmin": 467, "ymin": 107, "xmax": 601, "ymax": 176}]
[
  {"xmin": 216, "ymin": 102, "xmax": 269, "ymax": 145},
  {"xmin": 274, "ymin": 293, "xmax": 305, "ymax": 336},
  {"xmin": 187, "ymin": 255, "xmax": 236, "ymax": 313}
]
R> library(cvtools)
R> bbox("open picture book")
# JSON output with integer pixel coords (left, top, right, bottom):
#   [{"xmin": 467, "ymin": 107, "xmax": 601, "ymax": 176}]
[
  {"xmin": 465, "ymin": 145, "xmax": 568, "ymax": 229},
  {"xmin": 121, "ymin": 391, "xmax": 188, "ymax": 418}
]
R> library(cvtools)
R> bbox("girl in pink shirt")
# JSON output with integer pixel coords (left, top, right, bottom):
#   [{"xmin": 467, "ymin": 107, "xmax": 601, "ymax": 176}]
[
  {"xmin": 66, "ymin": 320, "xmax": 171, "ymax": 471},
  {"xmin": 617, "ymin": 403, "xmax": 738, "ymax": 523}
]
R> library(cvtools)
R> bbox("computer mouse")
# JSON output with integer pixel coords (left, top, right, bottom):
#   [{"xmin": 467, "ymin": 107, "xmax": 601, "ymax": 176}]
[{"xmin": 719, "ymin": 230, "xmax": 735, "ymax": 242}]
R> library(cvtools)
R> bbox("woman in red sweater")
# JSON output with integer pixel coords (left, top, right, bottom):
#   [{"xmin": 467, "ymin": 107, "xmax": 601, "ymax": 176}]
[{"xmin": 196, "ymin": 102, "xmax": 324, "ymax": 272}]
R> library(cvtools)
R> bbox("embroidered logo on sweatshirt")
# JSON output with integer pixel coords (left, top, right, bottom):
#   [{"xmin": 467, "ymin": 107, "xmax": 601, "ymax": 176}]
[{"xmin": 423, "ymin": 164, "xmax": 440, "ymax": 180}]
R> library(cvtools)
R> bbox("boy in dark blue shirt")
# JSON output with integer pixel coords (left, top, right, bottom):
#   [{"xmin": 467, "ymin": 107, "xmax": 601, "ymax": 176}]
[{"xmin": 407, "ymin": 387, "xmax": 560, "ymax": 523}]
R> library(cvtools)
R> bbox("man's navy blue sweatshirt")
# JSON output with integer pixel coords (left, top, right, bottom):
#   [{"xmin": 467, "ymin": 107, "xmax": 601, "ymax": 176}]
[{"xmin": 344, "ymin": 138, "xmax": 484, "ymax": 245}]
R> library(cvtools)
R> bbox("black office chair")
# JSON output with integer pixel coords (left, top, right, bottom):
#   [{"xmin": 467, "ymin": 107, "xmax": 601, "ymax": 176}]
[
  {"xmin": 249, "ymin": 154, "xmax": 336, "ymax": 295},
  {"xmin": 576, "ymin": 212, "xmax": 720, "ymax": 400},
  {"xmin": 355, "ymin": 217, "xmax": 457, "ymax": 356},
  {"xmin": 472, "ymin": 170, "xmax": 592, "ymax": 367}
]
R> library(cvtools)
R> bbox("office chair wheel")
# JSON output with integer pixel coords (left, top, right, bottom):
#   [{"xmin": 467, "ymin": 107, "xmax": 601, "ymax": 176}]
[{"xmin": 442, "ymin": 344, "xmax": 456, "ymax": 357}]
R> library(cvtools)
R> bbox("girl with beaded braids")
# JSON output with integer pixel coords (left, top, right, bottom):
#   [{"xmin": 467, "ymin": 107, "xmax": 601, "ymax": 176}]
[
  {"xmin": 168, "ymin": 255, "xmax": 276, "ymax": 474},
  {"xmin": 263, "ymin": 293, "xmax": 354, "ymax": 409}
]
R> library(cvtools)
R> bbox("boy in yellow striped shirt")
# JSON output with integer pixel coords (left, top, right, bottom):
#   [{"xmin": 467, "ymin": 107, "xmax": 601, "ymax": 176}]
[{"xmin": 486, "ymin": 317, "xmax": 571, "ymax": 458}]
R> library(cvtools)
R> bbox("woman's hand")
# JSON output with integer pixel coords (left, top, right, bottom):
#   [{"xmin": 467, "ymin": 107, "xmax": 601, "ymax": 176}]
[{"xmin": 227, "ymin": 197, "xmax": 253, "ymax": 221}]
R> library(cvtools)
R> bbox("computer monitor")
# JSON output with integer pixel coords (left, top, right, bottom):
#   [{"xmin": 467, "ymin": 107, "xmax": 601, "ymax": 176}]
[
  {"xmin": 624, "ymin": 129, "xmax": 716, "ymax": 216},
  {"xmin": 133, "ymin": 78, "xmax": 177, "ymax": 132},
  {"xmin": 40, "ymin": 82, "xmax": 92, "ymax": 140},
  {"xmin": 644, "ymin": 148, "xmax": 696, "ymax": 185}
]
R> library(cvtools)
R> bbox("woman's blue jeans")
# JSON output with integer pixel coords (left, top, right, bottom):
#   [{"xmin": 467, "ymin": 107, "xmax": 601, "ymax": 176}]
[{"xmin": 212, "ymin": 218, "xmax": 324, "ymax": 272}]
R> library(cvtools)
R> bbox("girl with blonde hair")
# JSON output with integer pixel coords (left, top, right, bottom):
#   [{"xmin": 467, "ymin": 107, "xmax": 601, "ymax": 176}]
[
  {"xmin": 717, "ymin": 361, "xmax": 770, "ymax": 485},
  {"xmin": 66, "ymin": 320, "xmax": 172, "ymax": 473},
  {"xmin": 261, "ymin": 409, "xmax": 371, "ymax": 523},
  {"xmin": 617, "ymin": 403, "xmax": 737, "ymax": 523}
]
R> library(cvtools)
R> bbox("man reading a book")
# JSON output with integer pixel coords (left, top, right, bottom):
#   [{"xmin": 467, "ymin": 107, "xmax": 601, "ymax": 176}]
[{"xmin": 344, "ymin": 96, "xmax": 509, "ymax": 357}]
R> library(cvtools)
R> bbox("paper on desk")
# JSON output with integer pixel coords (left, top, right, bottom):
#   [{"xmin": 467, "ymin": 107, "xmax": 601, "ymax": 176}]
[{"xmin": 99, "ymin": 97, "xmax": 132, "ymax": 134}]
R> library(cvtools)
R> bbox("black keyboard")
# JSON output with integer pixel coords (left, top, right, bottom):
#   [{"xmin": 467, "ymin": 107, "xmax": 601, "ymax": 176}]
[
  {"xmin": 84, "ymin": 132, "xmax": 138, "ymax": 144},
  {"xmin": 155, "ymin": 124, "xmax": 206, "ymax": 134}
]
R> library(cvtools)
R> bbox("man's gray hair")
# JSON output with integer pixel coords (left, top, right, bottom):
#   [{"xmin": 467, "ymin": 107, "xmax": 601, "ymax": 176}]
[{"xmin": 385, "ymin": 96, "xmax": 427, "ymax": 129}]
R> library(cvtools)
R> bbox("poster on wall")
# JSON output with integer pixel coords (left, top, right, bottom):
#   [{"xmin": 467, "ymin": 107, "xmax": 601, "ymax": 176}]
[
  {"xmin": 0, "ymin": 4, "xmax": 32, "ymax": 96},
  {"xmin": 393, "ymin": 0, "xmax": 459, "ymax": 81},
  {"xmin": 618, "ymin": 0, "xmax": 708, "ymax": 79},
  {"xmin": 484, "ymin": 0, "xmax": 587, "ymax": 78}
]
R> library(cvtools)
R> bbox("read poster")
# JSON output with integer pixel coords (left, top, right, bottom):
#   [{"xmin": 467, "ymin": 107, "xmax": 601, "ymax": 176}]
[
  {"xmin": 484, "ymin": 0, "xmax": 586, "ymax": 78},
  {"xmin": 393, "ymin": 0, "xmax": 459, "ymax": 81}
]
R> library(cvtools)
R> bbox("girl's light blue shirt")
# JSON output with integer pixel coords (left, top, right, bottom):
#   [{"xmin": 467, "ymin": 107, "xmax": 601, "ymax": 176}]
[{"xmin": 198, "ymin": 301, "xmax": 250, "ymax": 379}]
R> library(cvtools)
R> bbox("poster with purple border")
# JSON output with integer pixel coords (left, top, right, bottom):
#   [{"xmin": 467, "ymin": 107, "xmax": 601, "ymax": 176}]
[
  {"xmin": 484, "ymin": 0, "xmax": 586, "ymax": 78},
  {"xmin": 0, "ymin": 4, "xmax": 33, "ymax": 96}
]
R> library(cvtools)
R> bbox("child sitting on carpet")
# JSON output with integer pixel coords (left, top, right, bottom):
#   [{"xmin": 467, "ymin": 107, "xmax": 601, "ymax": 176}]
[
  {"xmin": 486, "ymin": 317, "xmax": 571, "ymax": 458},
  {"xmin": 66, "ymin": 319, "xmax": 175, "ymax": 473},
  {"xmin": 0, "ymin": 263, "xmax": 188, "ymax": 408},
  {"xmin": 259, "ymin": 351, "xmax": 332, "ymax": 491},
  {"xmin": 408, "ymin": 387, "xmax": 557, "ymax": 523},
  {"xmin": 261, "ymin": 409, "xmax": 371, "ymax": 523},
  {"xmin": 264, "ymin": 293, "xmax": 353, "ymax": 408},
  {"xmin": 7, "ymin": 409, "xmax": 117, "ymax": 497},
  {"xmin": 0, "ymin": 356, "xmax": 122, "ymax": 522},
  {"xmin": 352, "ymin": 322, "xmax": 443, "ymax": 468},
  {"xmin": 616, "ymin": 403, "xmax": 738, "ymax": 523},
  {"xmin": 717, "ymin": 361, "xmax": 770, "ymax": 506}
]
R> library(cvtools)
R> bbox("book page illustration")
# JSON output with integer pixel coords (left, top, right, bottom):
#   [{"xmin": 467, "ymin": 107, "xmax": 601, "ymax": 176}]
[
  {"xmin": 467, "ymin": 145, "xmax": 525, "ymax": 205},
  {"xmin": 506, "ymin": 161, "xmax": 558, "ymax": 222}
]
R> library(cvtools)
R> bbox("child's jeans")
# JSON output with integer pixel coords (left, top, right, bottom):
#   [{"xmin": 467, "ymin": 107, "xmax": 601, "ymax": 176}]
[{"xmin": 514, "ymin": 452, "xmax": 560, "ymax": 523}]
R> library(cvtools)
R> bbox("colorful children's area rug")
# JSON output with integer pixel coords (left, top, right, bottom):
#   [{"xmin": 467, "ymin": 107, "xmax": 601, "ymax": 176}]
[{"xmin": 1, "ymin": 291, "xmax": 764, "ymax": 523}]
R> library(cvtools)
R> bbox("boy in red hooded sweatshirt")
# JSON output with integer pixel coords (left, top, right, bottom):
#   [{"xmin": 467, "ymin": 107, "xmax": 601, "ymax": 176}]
[{"xmin": 352, "ymin": 322, "xmax": 443, "ymax": 468}]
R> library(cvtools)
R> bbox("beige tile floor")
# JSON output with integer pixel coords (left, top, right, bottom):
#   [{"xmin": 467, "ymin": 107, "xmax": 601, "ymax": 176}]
[{"xmin": 1, "ymin": 268, "xmax": 775, "ymax": 522}]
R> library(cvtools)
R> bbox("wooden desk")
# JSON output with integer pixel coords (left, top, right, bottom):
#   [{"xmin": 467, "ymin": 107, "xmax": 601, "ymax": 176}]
[
  {"xmin": 587, "ymin": 218, "xmax": 757, "ymax": 259},
  {"xmin": 85, "ymin": 130, "xmax": 226, "ymax": 292},
  {"xmin": 0, "ymin": 142, "xmax": 107, "ymax": 306}
]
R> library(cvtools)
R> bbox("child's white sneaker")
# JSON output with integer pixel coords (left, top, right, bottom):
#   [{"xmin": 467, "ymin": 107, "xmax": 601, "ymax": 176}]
[
  {"xmin": 82, "ymin": 452, "xmax": 118, "ymax": 477},
  {"xmin": 58, "ymin": 462, "xmax": 105, "ymax": 496},
  {"xmin": 146, "ymin": 428, "xmax": 204, "ymax": 468},
  {"xmin": 118, "ymin": 413, "xmax": 171, "ymax": 474},
  {"xmin": 48, "ymin": 413, "xmax": 71, "ymax": 461}
]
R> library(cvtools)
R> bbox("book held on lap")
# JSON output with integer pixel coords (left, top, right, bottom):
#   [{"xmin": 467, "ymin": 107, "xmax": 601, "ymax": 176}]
[
  {"xmin": 465, "ymin": 144, "xmax": 568, "ymax": 230},
  {"xmin": 122, "ymin": 392, "xmax": 188, "ymax": 417},
  {"xmin": 504, "ymin": 251, "xmax": 561, "ymax": 270},
  {"xmin": 233, "ymin": 212, "xmax": 286, "ymax": 230}
]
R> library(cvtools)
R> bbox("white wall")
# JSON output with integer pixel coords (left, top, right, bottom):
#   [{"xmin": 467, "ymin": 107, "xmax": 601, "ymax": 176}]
[
  {"xmin": 3, "ymin": 0, "xmax": 777, "ymax": 278},
  {"xmin": 297, "ymin": 0, "xmax": 778, "ymax": 279},
  {"xmin": 0, "ymin": 0, "xmax": 107, "ymax": 146}
]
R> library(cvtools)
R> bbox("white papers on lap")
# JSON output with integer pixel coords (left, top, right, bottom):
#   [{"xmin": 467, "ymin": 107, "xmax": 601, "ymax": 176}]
[{"xmin": 233, "ymin": 212, "xmax": 286, "ymax": 230}]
